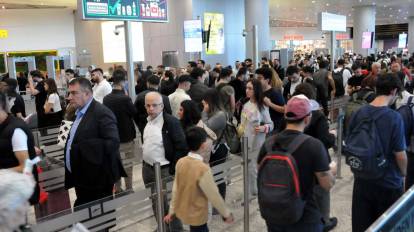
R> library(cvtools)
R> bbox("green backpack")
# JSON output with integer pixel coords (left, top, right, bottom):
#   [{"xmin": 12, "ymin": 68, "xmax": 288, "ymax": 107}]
[{"xmin": 344, "ymin": 91, "xmax": 374, "ymax": 135}]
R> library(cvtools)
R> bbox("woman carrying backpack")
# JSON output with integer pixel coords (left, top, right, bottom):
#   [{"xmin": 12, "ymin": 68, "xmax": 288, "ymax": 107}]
[{"xmin": 238, "ymin": 79, "xmax": 273, "ymax": 196}]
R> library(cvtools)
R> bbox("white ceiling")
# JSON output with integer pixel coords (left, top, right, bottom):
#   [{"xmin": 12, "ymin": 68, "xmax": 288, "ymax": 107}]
[
  {"xmin": 0, "ymin": 0, "xmax": 76, "ymax": 8},
  {"xmin": 270, "ymin": 0, "xmax": 414, "ymax": 26},
  {"xmin": 2, "ymin": 0, "xmax": 414, "ymax": 26}
]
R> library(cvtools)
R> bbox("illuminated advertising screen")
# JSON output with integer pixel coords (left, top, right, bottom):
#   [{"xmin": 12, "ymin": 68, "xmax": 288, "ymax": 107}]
[
  {"xmin": 362, "ymin": 31, "xmax": 373, "ymax": 49},
  {"xmin": 184, "ymin": 20, "xmax": 202, "ymax": 52},
  {"xmin": 319, "ymin": 12, "xmax": 346, "ymax": 32},
  {"xmin": 398, "ymin": 33, "xmax": 407, "ymax": 48},
  {"xmin": 101, "ymin": 21, "xmax": 145, "ymax": 63},
  {"xmin": 204, "ymin": 12, "xmax": 224, "ymax": 55},
  {"xmin": 82, "ymin": 0, "xmax": 168, "ymax": 22}
]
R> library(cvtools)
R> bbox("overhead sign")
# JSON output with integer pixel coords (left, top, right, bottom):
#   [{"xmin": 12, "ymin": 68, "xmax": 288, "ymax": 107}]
[
  {"xmin": 0, "ymin": 30, "xmax": 8, "ymax": 39},
  {"xmin": 283, "ymin": 34, "xmax": 304, "ymax": 40},
  {"xmin": 184, "ymin": 20, "xmax": 202, "ymax": 53},
  {"xmin": 318, "ymin": 12, "xmax": 346, "ymax": 32},
  {"xmin": 204, "ymin": 12, "xmax": 225, "ymax": 55},
  {"xmin": 362, "ymin": 31, "xmax": 374, "ymax": 49},
  {"xmin": 398, "ymin": 33, "xmax": 407, "ymax": 48},
  {"xmin": 81, "ymin": 0, "xmax": 168, "ymax": 22}
]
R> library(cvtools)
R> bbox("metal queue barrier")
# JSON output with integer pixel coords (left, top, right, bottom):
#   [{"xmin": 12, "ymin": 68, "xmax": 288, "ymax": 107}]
[
  {"xmin": 367, "ymin": 186, "xmax": 414, "ymax": 231},
  {"xmin": 327, "ymin": 96, "xmax": 349, "ymax": 179},
  {"xmin": 30, "ymin": 137, "xmax": 250, "ymax": 232}
]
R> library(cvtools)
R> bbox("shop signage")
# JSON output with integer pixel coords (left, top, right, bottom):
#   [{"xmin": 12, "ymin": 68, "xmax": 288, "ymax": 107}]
[
  {"xmin": 81, "ymin": 0, "xmax": 168, "ymax": 22},
  {"xmin": 336, "ymin": 33, "xmax": 350, "ymax": 40},
  {"xmin": 283, "ymin": 34, "xmax": 304, "ymax": 40},
  {"xmin": 204, "ymin": 13, "xmax": 225, "ymax": 55},
  {"xmin": 0, "ymin": 30, "xmax": 8, "ymax": 39}
]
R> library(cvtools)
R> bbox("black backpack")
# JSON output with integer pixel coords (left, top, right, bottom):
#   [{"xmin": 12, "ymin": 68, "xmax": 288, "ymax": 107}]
[
  {"xmin": 344, "ymin": 109, "xmax": 388, "ymax": 179},
  {"xmin": 396, "ymin": 96, "xmax": 414, "ymax": 147},
  {"xmin": 331, "ymin": 69, "xmax": 345, "ymax": 97},
  {"xmin": 257, "ymin": 134, "xmax": 310, "ymax": 225}
]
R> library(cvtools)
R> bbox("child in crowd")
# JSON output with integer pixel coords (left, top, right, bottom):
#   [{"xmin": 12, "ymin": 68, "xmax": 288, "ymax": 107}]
[{"xmin": 164, "ymin": 127, "xmax": 234, "ymax": 232}]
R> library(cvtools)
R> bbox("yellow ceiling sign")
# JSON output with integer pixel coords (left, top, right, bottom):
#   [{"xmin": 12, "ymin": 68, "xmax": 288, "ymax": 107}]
[{"xmin": 0, "ymin": 30, "xmax": 8, "ymax": 38}]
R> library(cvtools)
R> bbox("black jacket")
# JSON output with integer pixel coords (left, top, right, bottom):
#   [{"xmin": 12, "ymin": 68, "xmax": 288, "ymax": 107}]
[
  {"xmin": 64, "ymin": 100, "xmax": 126, "ymax": 190},
  {"xmin": 103, "ymin": 89, "xmax": 137, "ymax": 143},
  {"xmin": 0, "ymin": 115, "xmax": 40, "ymax": 205},
  {"xmin": 160, "ymin": 112, "xmax": 188, "ymax": 174},
  {"xmin": 133, "ymin": 88, "xmax": 172, "ymax": 136},
  {"xmin": 188, "ymin": 81, "xmax": 209, "ymax": 111}
]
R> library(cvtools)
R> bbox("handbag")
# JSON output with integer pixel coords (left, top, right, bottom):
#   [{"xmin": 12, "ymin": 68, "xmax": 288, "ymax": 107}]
[{"xmin": 57, "ymin": 120, "xmax": 73, "ymax": 148}]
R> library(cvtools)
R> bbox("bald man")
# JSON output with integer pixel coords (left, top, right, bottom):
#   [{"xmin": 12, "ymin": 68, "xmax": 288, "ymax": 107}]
[{"xmin": 142, "ymin": 92, "xmax": 188, "ymax": 231}]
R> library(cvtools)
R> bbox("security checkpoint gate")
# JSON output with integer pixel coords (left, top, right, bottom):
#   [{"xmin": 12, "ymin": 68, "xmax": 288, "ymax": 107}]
[
  {"xmin": 46, "ymin": 55, "xmax": 72, "ymax": 80},
  {"xmin": 7, "ymin": 56, "xmax": 36, "ymax": 79}
]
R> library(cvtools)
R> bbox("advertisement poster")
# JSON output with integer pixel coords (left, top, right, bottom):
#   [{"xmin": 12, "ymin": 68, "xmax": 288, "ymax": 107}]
[
  {"xmin": 82, "ymin": 0, "xmax": 167, "ymax": 22},
  {"xmin": 184, "ymin": 20, "xmax": 202, "ymax": 53},
  {"xmin": 398, "ymin": 33, "xmax": 407, "ymax": 48},
  {"xmin": 362, "ymin": 31, "xmax": 373, "ymax": 49},
  {"xmin": 204, "ymin": 13, "xmax": 224, "ymax": 55}
]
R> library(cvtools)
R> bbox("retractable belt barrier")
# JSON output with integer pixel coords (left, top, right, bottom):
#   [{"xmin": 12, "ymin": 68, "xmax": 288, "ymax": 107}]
[
  {"xmin": 30, "ymin": 137, "xmax": 249, "ymax": 232},
  {"xmin": 367, "ymin": 185, "xmax": 414, "ymax": 231}
]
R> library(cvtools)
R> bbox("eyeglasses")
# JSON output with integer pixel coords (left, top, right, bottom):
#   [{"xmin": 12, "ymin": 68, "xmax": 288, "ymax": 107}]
[{"xmin": 145, "ymin": 103, "xmax": 163, "ymax": 108}]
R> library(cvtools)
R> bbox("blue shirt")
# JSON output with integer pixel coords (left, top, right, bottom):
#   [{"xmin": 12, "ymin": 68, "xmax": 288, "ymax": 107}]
[
  {"xmin": 348, "ymin": 105, "xmax": 406, "ymax": 189},
  {"xmin": 65, "ymin": 97, "xmax": 94, "ymax": 172}
]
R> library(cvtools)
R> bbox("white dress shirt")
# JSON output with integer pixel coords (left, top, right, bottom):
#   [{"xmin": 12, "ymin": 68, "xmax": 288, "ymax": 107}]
[
  {"xmin": 93, "ymin": 79, "xmax": 112, "ymax": 103},
  {"xmin": 142, "ymin": 113, "xmax": 169, "ymax": 166},
  {"xmin": 168, "ymin": 88, "xmax": 191, "ymax": 118}
]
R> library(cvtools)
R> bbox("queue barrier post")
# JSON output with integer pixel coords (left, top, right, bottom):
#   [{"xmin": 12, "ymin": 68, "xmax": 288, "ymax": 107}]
[
  {"xmin": 336, "ymin": 108, "xmax": 345, "ymax": 179},
  {"xmin": 154, "ymin": 162, "xmax": 165, "ymax": 232},
  {"xmin": 241, "ymin": 136, "xmax": 249, "ymax": 232}
]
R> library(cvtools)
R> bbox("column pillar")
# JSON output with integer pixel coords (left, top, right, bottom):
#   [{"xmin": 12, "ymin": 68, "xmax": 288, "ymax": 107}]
[
  {"xmin": 352, "ymin": 5, "xmax": 376, "ymax": 56},
  {"xmin": 245, "ymin": 0, "xmax": 270, "ymax": 62},
  {"xmin": 408, "ymin": 16, "xmax": 414, "ymax": 54}
]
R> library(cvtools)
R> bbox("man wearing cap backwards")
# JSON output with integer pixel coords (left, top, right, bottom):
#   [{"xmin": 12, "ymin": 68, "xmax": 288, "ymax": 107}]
[{"xmin": 257, "ymin": 95, "xmax": 336, "ymax": 232}]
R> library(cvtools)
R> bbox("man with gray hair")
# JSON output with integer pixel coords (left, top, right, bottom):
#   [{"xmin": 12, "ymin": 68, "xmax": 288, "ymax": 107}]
[
  {"xmin": 142, "ymin": 91, "xmax": 188, "ymax": 232},
  {"xmin": 64, "ymin": 77, "xmax": 126, "ymax": 207}
]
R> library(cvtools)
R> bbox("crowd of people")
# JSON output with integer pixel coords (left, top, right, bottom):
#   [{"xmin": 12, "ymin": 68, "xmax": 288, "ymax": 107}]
[{"xmin": 0, "ymin": 50, "xmax": 414, "ymax": 232}]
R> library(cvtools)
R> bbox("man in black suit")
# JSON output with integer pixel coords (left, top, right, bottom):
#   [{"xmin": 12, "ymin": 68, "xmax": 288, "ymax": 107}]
[{"xmin": 65, "ymin": 77, "xmax": 126, "ymax": 207}]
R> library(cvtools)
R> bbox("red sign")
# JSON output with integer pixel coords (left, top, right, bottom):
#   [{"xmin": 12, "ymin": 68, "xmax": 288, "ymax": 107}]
[
  {"xmin": 336, "ymin": 33, "xmax": 350, "ymax": 40},
  {"xmin": 283, "ymin": 34, "xmax": 304, "ymax": 40}
]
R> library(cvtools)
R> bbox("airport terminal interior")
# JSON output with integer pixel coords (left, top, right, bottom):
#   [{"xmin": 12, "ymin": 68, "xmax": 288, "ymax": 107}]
[{"xmin": 2, "ymin": 0, "xmax": 414, "ymax": 231}]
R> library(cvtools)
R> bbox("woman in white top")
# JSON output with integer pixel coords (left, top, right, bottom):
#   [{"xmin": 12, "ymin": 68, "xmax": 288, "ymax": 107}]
[
  {"xmin": 43, "ymin": 78, "xmax": 63, "ymax": 127},
  {"xmin": 238, "ymin": 78, "xmax": 273, "ymax": 196}
]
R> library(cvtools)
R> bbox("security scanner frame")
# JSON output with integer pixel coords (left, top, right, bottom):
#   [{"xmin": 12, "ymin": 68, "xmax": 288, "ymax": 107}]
[
  {"xmin": 6, "ymin": 56, "xmax": 36, "ymax": 79},
  {"xmin": 279, "ymin": 48, "xmax": 293, "ymax": 69},
  {"xmin": 46, "ymin": 55, "xmax": 72, "ymax": 80}
]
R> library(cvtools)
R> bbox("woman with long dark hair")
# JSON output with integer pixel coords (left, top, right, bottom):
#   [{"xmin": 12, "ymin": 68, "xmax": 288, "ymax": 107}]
[
  {"xmin": 178, "ymin": 100, "xmax": 216, "ymax": 163},
  {"xmin": 43, "ymin": 78, "xmax": 63, "ymax": 127},
  {"xmin": 238, "ymin": 78, "xmax": 273, "ymax": 196},
  {"xmin": 201, "ymin": 89, "xmax": 227, "ymax": 205}
]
